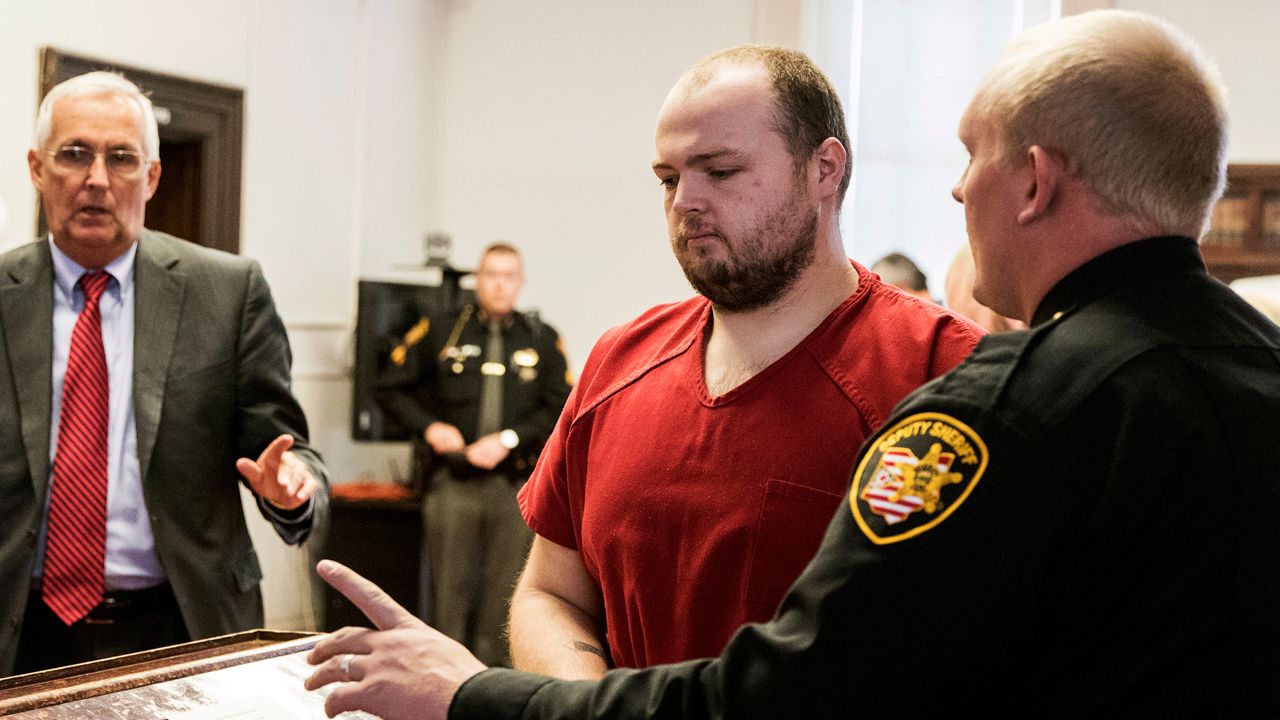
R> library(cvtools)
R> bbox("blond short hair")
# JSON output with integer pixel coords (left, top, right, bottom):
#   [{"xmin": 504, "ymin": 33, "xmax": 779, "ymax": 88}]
[{"xmin": 974, "ymin": 10, "xmax": 1227, "ymax": 236}]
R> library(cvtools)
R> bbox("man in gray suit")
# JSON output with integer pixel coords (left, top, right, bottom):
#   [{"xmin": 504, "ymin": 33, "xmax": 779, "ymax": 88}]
[{"xmin": 0, "ymin": 71, "xmax": 329, "ymax": 676}]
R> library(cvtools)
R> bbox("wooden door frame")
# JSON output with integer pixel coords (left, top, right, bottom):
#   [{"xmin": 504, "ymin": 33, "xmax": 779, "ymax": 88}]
[{"xmin": 38, "ymin": 47, "xmax": 244, "ymax": 254}]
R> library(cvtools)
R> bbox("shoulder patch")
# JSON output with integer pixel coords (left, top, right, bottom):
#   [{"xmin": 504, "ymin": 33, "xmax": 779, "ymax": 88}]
[
  {"xmin": 390, "ymin": 317, "xmax": 430, "ymax": 367},
  {"xmin": 850, "ymin": 412, "xmax": 987, "ymax": 544}
]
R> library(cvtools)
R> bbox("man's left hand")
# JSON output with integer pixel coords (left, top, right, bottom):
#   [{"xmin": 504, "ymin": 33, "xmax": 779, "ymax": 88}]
[
  {"xmin": 236, "ymin": 434, "xmax": 316, "ymax": 510},
  {"xmin": 465, "ymin": 433, "xmax": 510, "ymax": 470},
  {"xmin": 305, "ymin": 560, "xmax": 487, "ymax": 719}
]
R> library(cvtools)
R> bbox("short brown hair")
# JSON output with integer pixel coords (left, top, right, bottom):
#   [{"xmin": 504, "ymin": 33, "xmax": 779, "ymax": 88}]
[
  {"xmin": 480, "ymin": 241, "xmax": 520, "ymax": 262},
  {"xmin": 689, "ymin": 45, "xmax": 852, "ymax": 203}
]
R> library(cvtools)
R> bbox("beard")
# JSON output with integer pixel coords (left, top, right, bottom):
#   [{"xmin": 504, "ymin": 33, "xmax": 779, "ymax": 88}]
[{"xmin": 673, "ymin": 196, "xmax": 819, "ymax": 313}]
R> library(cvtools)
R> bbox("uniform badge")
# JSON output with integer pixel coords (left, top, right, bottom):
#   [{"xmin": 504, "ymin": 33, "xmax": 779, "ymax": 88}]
[
  {"xmin": 850, "ymin": 412, "xmax": 987, "ymax": 544},
  {"xmin": 389, "ymin": 317, "xmax": 430, "ymax": 367},
  {"xmin": 513, "ymin": 348, "xmax": 539, "ymax": 382}
]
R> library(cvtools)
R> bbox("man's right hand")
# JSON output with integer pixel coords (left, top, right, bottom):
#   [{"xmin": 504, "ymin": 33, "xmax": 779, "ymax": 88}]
[
  {"xmin": 305, "ymin": 560, "xmax": 485, "ymax": 719},
  {"xmin": 425, "ymin": 422, "xmax": 466, "ymax": 455}
]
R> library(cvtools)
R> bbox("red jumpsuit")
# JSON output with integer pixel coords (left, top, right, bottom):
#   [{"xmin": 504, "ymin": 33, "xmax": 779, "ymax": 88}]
[{"xmin": 518, "ymin": 262, "xmax": 982, "ymax": 667}]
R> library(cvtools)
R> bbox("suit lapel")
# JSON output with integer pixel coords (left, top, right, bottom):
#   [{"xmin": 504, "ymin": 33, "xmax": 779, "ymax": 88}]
[
  {"xmin": 0, "ymin": 244, "xmax": 55, "ymax": 496},
  {"xmin": 133, "ymin": 230, "xmax": 185, "ymax": 482}
]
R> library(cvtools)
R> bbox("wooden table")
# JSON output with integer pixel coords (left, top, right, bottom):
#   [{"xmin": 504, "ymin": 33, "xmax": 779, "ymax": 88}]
[{"xmin": 0, "ymin": 630, "xmax": 371, "ymax": 718}]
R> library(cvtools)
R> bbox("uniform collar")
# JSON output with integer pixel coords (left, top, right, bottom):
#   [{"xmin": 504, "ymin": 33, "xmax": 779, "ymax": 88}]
[
  {"xmin": 1030, "ymin": 236, "xmax": 1205, "ymax": 328},
  {"xmin": 476, "ymin": 306, "xmax": 516, "ymax": 328}
]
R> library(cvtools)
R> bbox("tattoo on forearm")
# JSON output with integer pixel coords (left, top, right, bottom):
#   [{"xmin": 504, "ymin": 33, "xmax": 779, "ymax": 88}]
[{"xmin": 570, "ymin": 640, "xmax": 607, "ymax": 660}]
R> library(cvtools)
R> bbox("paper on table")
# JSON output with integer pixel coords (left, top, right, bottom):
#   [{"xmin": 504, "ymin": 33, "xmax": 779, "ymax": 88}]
[
  {"xmin": 155, "ymin": 652, "xmax": 376, "ymax": 720},
  {"xmin": 5, "ymin": 647, "xmax": 378, "ymax": 720},
  {"xmin": 168, "ymin": 696, "xmax": 304, "ymax": 720}
]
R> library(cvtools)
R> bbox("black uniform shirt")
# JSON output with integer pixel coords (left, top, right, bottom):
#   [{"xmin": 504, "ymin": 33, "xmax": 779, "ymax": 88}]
[
  {"xmin": 452, "ymin": 237, "xmax": 1280, "ymax": 718},
  {"xmin": 378, "ymin": 304, "xmax": 572, "ymax": 477}
]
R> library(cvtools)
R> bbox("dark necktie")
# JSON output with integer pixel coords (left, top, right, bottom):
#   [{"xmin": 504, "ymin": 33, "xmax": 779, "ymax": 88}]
[
  {"xmin": 476, "ymin": 320, "xmax": 504, "ymax": 437},
  {"xmin": 43, "ymin": 271, "xmax": 111, "ymax": 625}
]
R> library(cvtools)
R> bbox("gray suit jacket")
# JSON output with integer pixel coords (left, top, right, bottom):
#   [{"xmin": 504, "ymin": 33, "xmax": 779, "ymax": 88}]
[{"xmin": 0, "ymin": 229, "xmax": 330, "ymax": 675}]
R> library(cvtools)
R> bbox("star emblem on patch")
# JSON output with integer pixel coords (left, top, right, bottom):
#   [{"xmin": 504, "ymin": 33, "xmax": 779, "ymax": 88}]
[{"xmin": 850, "ymin": 412, "xmax": 988, "ymax": 544}]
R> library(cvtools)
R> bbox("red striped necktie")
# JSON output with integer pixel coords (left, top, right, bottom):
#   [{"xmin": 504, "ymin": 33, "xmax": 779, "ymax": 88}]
[{"xmin": 43, "ymin": 271, "xmax": 112, "ymax": 625}]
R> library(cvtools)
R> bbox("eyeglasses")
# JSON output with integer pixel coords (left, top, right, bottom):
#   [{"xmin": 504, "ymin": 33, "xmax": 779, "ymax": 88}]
[{"xmin": 47, "ymin": 145, "xmax": 149, "ymax": 179}]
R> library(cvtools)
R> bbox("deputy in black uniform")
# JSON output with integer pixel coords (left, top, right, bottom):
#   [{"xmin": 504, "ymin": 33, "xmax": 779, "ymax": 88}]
[
  {"xmin": 377, "ymin": 241, "xmax": 571, "ymax": 667},
  {"xmin": 307, "ymin": 11, "xmax": 1280, "ymax": 718}
]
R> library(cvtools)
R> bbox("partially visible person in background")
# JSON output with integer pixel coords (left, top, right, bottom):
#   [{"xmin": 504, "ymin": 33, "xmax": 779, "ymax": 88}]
[
  {"xmin": 870, "ymin": 251, "xmax": 933, "ymax": 301},
  {"xmin": 943, "ymin": 244, "xmax": 1027, "ymax": 332},
  {"xmin": 377, "ymin": 242, "xmax": 571, "ymax": 666}
]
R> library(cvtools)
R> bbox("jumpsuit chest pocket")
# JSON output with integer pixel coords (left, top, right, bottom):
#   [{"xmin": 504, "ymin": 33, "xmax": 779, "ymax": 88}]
[{"xmin": 743, "ymin": 478, "xmax": 846, "ymax": 620}]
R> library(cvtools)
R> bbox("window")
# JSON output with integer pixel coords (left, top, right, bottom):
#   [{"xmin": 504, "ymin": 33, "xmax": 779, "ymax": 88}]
[{"xmin": 804, "ymin": 0, "xmax": 1057, "ymax": 298}]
